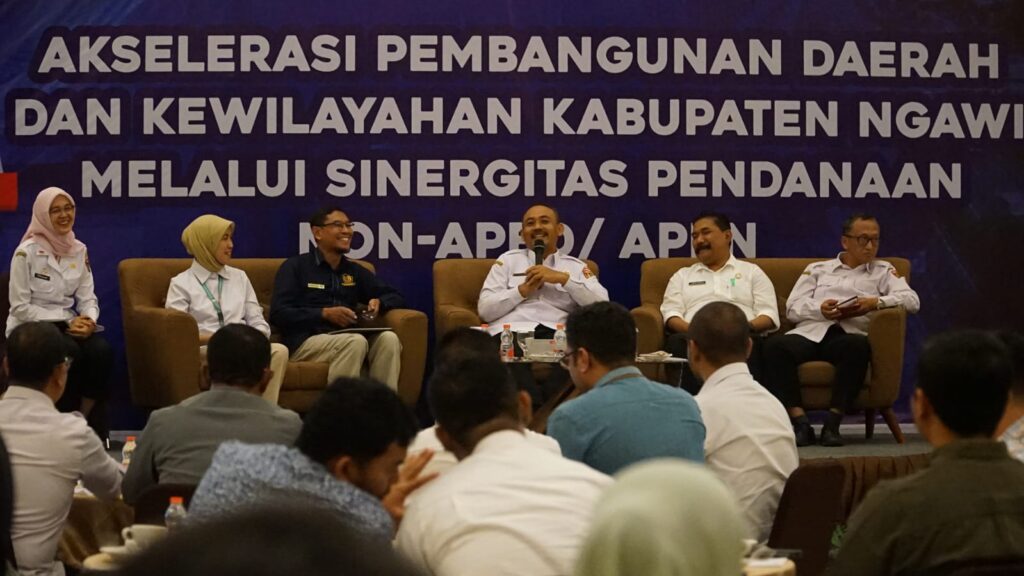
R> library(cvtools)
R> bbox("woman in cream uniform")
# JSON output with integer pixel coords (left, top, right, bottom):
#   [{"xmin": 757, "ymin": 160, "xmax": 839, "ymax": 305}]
[
  {"xmin": 7, "ymin": 187, "xmax": 113, "ymax": 434},
  {"xmin": 165, "ymin": 215, "xmax": 288, "ymax": 404}
]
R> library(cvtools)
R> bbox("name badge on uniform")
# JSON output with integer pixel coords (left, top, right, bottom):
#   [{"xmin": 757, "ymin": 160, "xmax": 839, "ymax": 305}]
[
  {"xmin": 34, "ymin": 273, "xmax": 51, "ymax": 281},
  {"xmin": 688, "ymin": 280, "xmax": 707, "ymax": 286},
  {"xmin": 307, "ymin": 283, "xmax": 325, "ymax": 290},
  {"xmin": 341, "ymin": 274, "xmax": 356, "ymax": 287}
]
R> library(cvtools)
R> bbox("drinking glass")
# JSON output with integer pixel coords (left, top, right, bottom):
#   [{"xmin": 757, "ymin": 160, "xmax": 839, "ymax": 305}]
[{"xmin": 516, "ymin": 330, "xmax": 534, "ymax": 359}]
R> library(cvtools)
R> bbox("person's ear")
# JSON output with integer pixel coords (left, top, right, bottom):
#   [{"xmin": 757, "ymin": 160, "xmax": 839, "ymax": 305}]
[
  {"xmin": 327, "ymin": 454, "xmax": 357, "ymax": 483},
  {"xmin": 576, "ymin": 347, "xmax": 593, "ymax": 373},
  {"xmin": 516, "ymin": 390, "xmax": 533, "ymax": 425},
  {"xmin": 911, "ymin": 388, "xmax": 930, "ymax": 428},
  {"xmin": 555, "ymin": 222, "xmax": 565, "ymax": 237},
  {"xmin": 744, "ymin": 336, "xmax": 753, "ymax": 360},
  {"xmin": 2, "ymin": 355, "xmax": 8, "ymax": 379},
  {"xmin": 258, "ymin": 367, "xmax": 272, "ymax": 394},
  {"xmin": 687, "ymin": 339, "xmax": 700, "ymax": 365}
]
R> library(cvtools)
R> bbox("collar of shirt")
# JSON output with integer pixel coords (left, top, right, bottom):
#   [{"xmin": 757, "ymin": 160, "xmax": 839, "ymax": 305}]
[
  {"xmin": 471, "ymin": 429, "xmax": 530, "ymax": 456},
  {"xmin": 311, "ymin": 247, "xmax": 347, "ymax": 271},
  {"xmin": 594, "ymin": 366, "xmax": 644, "ymax": 389},
  {"xmin": 830, "ymin": 253, "xmax": 879, "ymax": 273},
  {"xmin": 520, "ymin": 247, "xmax": 562, "ymax": 266},
  {"xmin": 692, "ymin": 254, "xmax": 738, "ymax": 275},
  {"xmin": 931, "ymin": 438, "xmax": 1010, "ymax": 465},
  {"xmin": 0, "ymin": 385, "xmax": 55, "ymax": 408},
  {"xmin": 189, "ymin": 259, "xmax": 228, "ymax": 282},
  {"xmin": 697, "ymin": 362, "xmax": 751, "ymax": 395}
]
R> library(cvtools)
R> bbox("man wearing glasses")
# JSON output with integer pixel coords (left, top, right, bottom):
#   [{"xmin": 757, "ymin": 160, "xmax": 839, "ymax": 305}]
[
  {"xmin": 271, "ymin": 207, "xmax": 404, "ymax": 390},
  {"xmin": 763, "ymin": 214, "xmax": 920, "ymax": 447}
]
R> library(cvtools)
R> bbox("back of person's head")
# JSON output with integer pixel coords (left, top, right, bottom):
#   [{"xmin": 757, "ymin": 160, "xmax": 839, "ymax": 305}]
[
  {"xmin": 429, "ymin": 354, "xmax": 519, "ymax": 446},
  {"xmin": 918, "ymin": 330, "xmax": 1013, "ymax": 438},
  {"xmin": 566, "ymin": 302, "xmax": 636, "ymax": 367},
  {"xmin": 5, "ymin": 322, "xmax": 67, "ymax": 389},
  {"xmin": 575, "ymin": 459, "xmax": 745, "ymax": 576},
  {"xmin": 207, "ymin": 324, "xmax": 270, "ymax": 387},
  {"xmin": 688, "ymin": 302, "xmax": 750, "ymax": 366},
  {"xmin": 296, "ymin": 378, "xmax": 417, "ymax": 465},
  {"xmin": 435, "ymin": 327, "xmax": 498, "ymax": 367},
  {"xmin": 113, "ymin": 505, "xmax": 422, "ymax": 576},
  {"xmin": 997, "ymin": 331, "xmax": 1024, "ymax": 398}
]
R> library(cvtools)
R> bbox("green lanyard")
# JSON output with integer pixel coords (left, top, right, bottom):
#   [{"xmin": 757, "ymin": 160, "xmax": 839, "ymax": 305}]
[{"xmin": 194, "ymin": 274, "xmax": 225, "ymax": 327}]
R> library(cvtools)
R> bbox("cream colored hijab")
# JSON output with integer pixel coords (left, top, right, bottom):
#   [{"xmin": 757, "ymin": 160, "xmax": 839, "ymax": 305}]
[
  {"xmin": 575, "ymin": 460, "xmax": 746, "ymax": 576},
  {"xmin": 181, "ymin": 215, "xmax": 234, "ymax": 273}
]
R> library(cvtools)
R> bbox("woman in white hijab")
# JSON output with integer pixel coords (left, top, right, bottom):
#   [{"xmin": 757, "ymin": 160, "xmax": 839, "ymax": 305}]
[
  {"xmin": 165, "ymin": 215, "xmax": 288, "ymax": 403},
  {"xmin": 6, "ymin": 187, "xmax": 113, "ymax": 434},
  {"xmin": 575, "ymin": 459, "xmax": 747, "ymax": 576}
]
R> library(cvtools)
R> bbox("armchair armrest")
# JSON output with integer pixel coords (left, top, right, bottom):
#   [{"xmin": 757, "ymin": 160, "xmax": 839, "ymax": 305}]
[
  {"xmin": 631, "ymin": 305, "xmax": 666, "ymax": 354},
  {"xmin": 435, "ymin": 304, "xmax": 482, "ymax": 341},
  {"xmin": 383, "ymin": 308, "xmax": 429, "ymax": 406},
  {"xmin": 865, "ymin": 307, "xmax": 907, "ymax": 406},
  {"xmin": 124, "ymin": 307, "xmax": 201, "ymax": 408}
]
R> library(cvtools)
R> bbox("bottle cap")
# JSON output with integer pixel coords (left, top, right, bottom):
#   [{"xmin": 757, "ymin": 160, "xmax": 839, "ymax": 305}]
[
  {"xmin": 480, "ymin": 323, "xmax": 489, "ymax": 328},
  {"xmin": 503, "ymin": 324, "xmax": 511, "ymax": 328},
  {"xmin": 126, "ymin": 436, "xmax": 136, "ymax": 442},
  {"xmin": 169, "ymin": 496, "xmax": 184, "ymax": 505},
  {"xmin": 556, "ymin": 324, "xmax": 564, "ymax": 329}
]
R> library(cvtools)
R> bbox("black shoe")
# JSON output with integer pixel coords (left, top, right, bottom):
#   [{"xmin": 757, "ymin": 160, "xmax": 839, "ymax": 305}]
[
  {"xmin": 793, "ymin": 422, "xmax": 816, "ymax": 447},
  {"xmin": 820, "ymin": 425, "xmax": 845, "ymax": 447}
]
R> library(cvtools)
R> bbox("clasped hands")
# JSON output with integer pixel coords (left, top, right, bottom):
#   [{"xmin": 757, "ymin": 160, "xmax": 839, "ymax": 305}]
[
  {"xmin": 821, "ymin": 296, "xmax": 879, "ymax": 320},
  {"xmin": 518, "ymin": 265, "xmax": 570, "ymax": 297},
  {"xmin": 66, "ymin": 316, "xmax": 96, "ymax": 339}
]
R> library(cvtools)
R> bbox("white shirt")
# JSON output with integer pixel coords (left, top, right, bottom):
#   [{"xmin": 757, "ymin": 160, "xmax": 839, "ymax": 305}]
[
  {"xmin": 0, "ymin": 386, "xmax": 122, "ymax": 576},
  {"xmin": 396, "ymin": 430, "xmax": 611, "ymax": 576},
  {"xmin": 478, "ymin": 249, "xmax": 608, "ymax": 336},
  {"xmin": 660, "ymin": 256, "xmax": 780, "ymax": 330},
  {"xmin": 695, "ymin": 363, "xmax": 798, "ymax": 542},
  {"xmin": 6, "ymin": 239, "xmax": 99, "ymax": 337},
  {"xmin": 786, "ymin": 255, "xmax": 921, "ymax": 343},
  {"xmin": 165, "ymin": 261, "xmax": 271, "ymax": 337},
  {"xmin": 406, "ymin": 425, "xmax": 561, "ymax": 482}
]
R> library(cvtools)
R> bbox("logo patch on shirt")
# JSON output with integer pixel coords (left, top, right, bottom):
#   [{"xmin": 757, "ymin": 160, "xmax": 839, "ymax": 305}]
[
  {"xmin": 688, "ymin": 280, "xmax": 707, "ymax": 286},
  {"xmin": 889, "ymin": 268, "xmax": 900, "ymax": 278},
  {"xmin": 34, "ymin": 273, "xmax": 51, "ymax": 281},
  {"xmin": 582, "ymin": 266, "xmax": 593, "ymax": 279},
  {"xmin": 494, "ymin": 260, "xmax": 503, "ymax": 266},
  {"xmin": 341, "ymin": 274, "xmax": 356, "ymax": 287},
  {"xmin": 14, "ymin": 250, "xmax": 26, "ymax": 258},
  {"xmin": 307, "ymin": 283, "xmax": 326, "ymax": 290}
]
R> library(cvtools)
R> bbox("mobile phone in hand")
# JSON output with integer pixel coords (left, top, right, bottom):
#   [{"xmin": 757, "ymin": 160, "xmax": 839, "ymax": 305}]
[{"xmin": 836, "ymin": 295, "xmax": 858, "ymax": 308}]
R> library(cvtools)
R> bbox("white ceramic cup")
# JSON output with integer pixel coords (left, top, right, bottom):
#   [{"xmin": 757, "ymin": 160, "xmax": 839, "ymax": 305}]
[{"xmin": 121, "ymin": 524, "xmax": 168, "ymax": 550}]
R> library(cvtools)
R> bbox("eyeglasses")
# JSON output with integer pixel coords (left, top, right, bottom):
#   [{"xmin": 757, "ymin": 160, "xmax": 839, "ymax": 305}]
[
  {"xmin": 559, "ymin": 348, "xmax": 581, "ymax": 369},
  {"xmin": 48, "ymin": 205, "xmax": 76, "ymax": 216},
  {"xmin": 843, "ymin": 234, "xmax": 880, "ymax": 247},
  {"xmin": 318, "ymin": 221, "xmax": 356, "ymax": 230}
]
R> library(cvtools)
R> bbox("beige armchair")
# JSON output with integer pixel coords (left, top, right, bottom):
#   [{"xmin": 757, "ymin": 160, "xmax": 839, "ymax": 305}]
[
  {"xmin": 632, "ymin": 257, "xmax": 911, "ymax": 443},
  {"xmin": 432, "ymin": 258, "xmax": 600, "ymax": 341},
  {"xmin": 118, "ymin": 258, "xmax": 427, "ymax": 411}
]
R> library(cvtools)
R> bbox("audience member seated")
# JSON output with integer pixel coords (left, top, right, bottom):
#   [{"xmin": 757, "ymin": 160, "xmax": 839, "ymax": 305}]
[
  {"xmin": 661, "ymin": 212, "xmax": 779, "ymax": 393},
  {"xmin": 547, "ymin": 302, "xmax": 705, "ymax": 474},
  {"xmin": 122, "ymin": 324, "xmax": 302, "ymax": 504},
  {"xmin": 187, "ymin": 377, "xmax": 431, "ymax": 542},
  {"xmin": 113, "ymin": 504, "xmax": 423, "ymax": 576},
  {"xmin": 687, "ymin": 302, "xmax": 798, "ymax": 542},
  {"xmin": 396, "ymin": 354, "xmax": 610, "ymax": 576},
  {"xmin": 166, "ymin": 214, "xmax": 289, "ymax": 403},
  {"xmin": 762, "ymin": 214, "xmax": 921, "ymax": 447},
  {"xmin": 405, "ymin": 328, "xmax": 559, "ymax": 479},
  {"xmin": 831, "ymin": 331, "xmax": 1024, "ymax": 575},
  {"xmin": 995, "ymin": 331, "xmax": 1024, "ymax": 462},
  {"xmin": 574, "ymin": 459, "xmax": 746, "ymax": 576},
  {"xmin": 478, "ymin": 204, "xmax": 609, "ymax": 405},
  {"xmin": 0, "ymin": 322, "xmax": 121, "ymax": 576},
  {"xmin": 271, "ymin": 207, "xmax": 404, "ymax": 390},
  {"xmin": 1, "ymin": 434, "xmax": 14, "ymax": 576}
]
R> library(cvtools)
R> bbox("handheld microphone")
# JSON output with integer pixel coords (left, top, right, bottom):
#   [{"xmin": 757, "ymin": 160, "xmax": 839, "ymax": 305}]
[{"xmin": 532, "ymin": 239, "xmax": 546, "ymax": 266}]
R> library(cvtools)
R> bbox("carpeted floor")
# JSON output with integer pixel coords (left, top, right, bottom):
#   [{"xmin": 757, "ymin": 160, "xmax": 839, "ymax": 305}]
[{"xmin": 798, "ymin": 425, "xmax": 930, "ymax": 459}]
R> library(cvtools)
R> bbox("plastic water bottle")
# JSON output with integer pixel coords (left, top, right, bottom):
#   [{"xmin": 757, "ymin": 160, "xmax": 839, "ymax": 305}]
[
  {"xmin": 499, "ymin": 324, "xmax": 514, "ymax": 361},
  {"xmin": 165, "ymin": 496, "xmax": 188, "ymax": 531},
  {"xmin": 553, "ymin": 324, "xmax": 567, "ymax": 354},
  {"xmin": 121, "ymin": 436, "xmax": 137, "ymax": 468}
]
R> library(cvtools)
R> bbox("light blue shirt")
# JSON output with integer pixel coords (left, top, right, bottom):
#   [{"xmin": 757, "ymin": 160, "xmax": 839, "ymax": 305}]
[{"xmin": 547, "ymin": 366, "xmax": 705, "ymax": 475}]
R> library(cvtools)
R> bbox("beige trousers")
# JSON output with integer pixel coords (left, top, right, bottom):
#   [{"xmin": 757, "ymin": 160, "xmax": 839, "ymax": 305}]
[{"xmin": 292, "ymin": 331, "xmax": 402, "ymax": 391}]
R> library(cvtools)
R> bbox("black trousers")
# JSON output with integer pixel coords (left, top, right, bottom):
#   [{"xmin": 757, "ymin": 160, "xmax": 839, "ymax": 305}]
[
  {"xmin": 54, "ymin": 328, "xmax": 114, "ymax": 437},
  {"xmin": 492, "ymin": 325, "xmax": 569, "ymax": 408},
  {"xmin": 664, "ymin": 331, "xmax": 767, "ymax": 395},
  {"xmin": 762, "ymin": 324, "xmax": 871, "ymax": 412}
]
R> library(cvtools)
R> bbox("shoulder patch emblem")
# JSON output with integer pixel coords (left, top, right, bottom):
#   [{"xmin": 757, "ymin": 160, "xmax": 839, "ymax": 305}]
[
  {"xmin": 582, "ymin": 267, "xmax": 594, "ymax": 279},
  {"xmin": 14, "ymin": 250, "xmax": 26, "ymax": 258},
  {"xmin": 889, "ymin": 268, "xmax": 900, "ymax": 278},
  {"xmin": 801, "ymin": 271, "xmax": 811, "ymax": 275},
  {"xmin": 495, "ymin": 260, "xmax": 503, "ymax": 267}
]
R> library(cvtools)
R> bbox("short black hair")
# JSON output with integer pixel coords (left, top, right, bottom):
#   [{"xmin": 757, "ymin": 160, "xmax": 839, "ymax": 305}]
[
  {"xmin": 566, "ymin": 302, "xmax": 636, "ymax": 367},
  {"xmin": 688, "ymin": 302, "xmax": 750, "ymax": 366},
  {"xmin": 523, "ymin": 203, "xmax": 560, "ymax": 224},
  {"xmin": 917, "ymin": 331, "xmax": 1012, "ymax": 438},
  {"xmin": 5, "ymin": 322, "xmax": 68, "ymax": 389},
  {"xmin": 207, "ymin": 324, "xmax": 270, "ymax": 387},
  {"xmin": 435, "ymin": 327, "xmax": 498, "ymax": 367},
  {"xmin": 691, "ymin": 212, "xmax": 731, "ymax": 232},
  {"xmin": 114, "ymin": 504, "xmax": 422, "ymax": 576},
  {"xmin": 296, "ymin": 378, "xmax": 417, "ymax": 465},
  {"xmin": 429, "ymin": 354, "xmax": 518, "ymax": 446},
  {"xmin": 309, "ymin": 206, "xmax": 347, "ymax": 227},
  {"xmin": 842, "ymin": 213, "xmax": 878, "ymax": 234},
  {"xmin": 996, "ymin": 331, "xmax": 1024, "ymax": 397}
]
